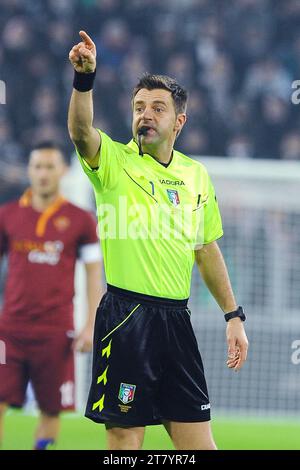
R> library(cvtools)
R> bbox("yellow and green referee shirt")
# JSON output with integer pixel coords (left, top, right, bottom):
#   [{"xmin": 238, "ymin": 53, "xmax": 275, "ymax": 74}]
[{"xmin": 76, "ymin": 130, "xmax": 223, "ymax": 300}]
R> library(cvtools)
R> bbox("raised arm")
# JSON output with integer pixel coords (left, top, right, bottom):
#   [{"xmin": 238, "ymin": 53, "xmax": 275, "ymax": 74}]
[{"xmin": 68, "ymin": 30, "xmax": 101, "ymax": 168}]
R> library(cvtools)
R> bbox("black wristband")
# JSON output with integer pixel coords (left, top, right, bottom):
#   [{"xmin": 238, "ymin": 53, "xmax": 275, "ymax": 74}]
[
  {"xmin": 73, "ymin": 69, "xmax": 96, "ymax": 92},
  {"xmin": 224, "ymin": 306, "xmax": 246, "ymax": 322}
]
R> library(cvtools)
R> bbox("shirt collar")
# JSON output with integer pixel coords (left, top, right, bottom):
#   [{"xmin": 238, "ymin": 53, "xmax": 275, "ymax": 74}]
[
  {"xmin": 19, "ymin": 188, "xmax": 65, "ymax": 209},
  {"xmin": 126, "ymin": 139, "xmax": 175, "ymax": 168}
]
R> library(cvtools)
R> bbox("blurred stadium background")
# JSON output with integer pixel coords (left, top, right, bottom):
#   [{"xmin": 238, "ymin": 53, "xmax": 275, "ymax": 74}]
[{"xmin": 1, "ymin": 0, "xmax": 300, "ymax": 450}]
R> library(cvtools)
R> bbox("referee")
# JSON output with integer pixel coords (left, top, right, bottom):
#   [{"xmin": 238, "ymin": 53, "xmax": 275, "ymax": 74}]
[{"xmin": 68, "ymin": 30, "xmax": 248, "ymax": 450}]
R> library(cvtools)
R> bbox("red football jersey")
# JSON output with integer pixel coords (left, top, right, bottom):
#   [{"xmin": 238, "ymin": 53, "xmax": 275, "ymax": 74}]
[{"xmin": 0, "ymin": 190, "xmax": 99, "ymax": 331}]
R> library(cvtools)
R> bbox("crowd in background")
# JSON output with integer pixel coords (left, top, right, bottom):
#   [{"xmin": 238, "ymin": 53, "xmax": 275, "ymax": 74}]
[{"xmin": 0, "ymin": 0, "xmax": 300, "ymax": 200}]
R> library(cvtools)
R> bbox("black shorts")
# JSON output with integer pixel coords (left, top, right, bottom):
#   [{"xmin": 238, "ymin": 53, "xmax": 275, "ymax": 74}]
[{"xmin": 85, "ymin": 285, "xmax": 211, "ymax": 426}]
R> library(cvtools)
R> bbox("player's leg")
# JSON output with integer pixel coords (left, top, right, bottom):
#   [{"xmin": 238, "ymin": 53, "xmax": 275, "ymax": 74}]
[
  {"xmin": 106, "ymin": 424, "xmax": 145, "ymax": 450},
  {"xmin": 29, "ymin": 330, "xmax": 75, "ymax": 449},
  {"xmin": 85, "ymin": 290, "xmax": 164, "ymax": 449},
  {"xmin": 159, "ymin": 307, "xmax": 216, "ymax": 449},
  {"xmin": 0, "ymin": 329, "xmax": 29, "ymax": 447},
  {"xmin": 34, "ymin": 412, "xmax": 60, "ymax": 450},
  {"xmin": 164, "ymin": 420, "xmax": 217, "ymax": 450},
  {"xmin": 0, "ymin": 403, "xmax": 8, "ymax": 446}
]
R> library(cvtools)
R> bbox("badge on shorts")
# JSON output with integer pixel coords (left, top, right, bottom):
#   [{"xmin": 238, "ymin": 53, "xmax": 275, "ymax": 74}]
[
  {"xmin": 118, "ymin": 383, "xmax": 136, "ymax": 404},
  {"xmin": 166, "ymin": 189, "xmax": 180, "ymax": 206}
]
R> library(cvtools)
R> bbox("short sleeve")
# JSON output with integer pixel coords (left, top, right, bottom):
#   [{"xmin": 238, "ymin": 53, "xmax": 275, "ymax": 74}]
[
  {"xmin": 75, "ymin": 130, "xmax": 126, "ymax": 192},
  {"xmin": 77, "ymin": 210, "xmax": 102, "ymax": 263},
  {"xmin": 203, "ymin": 175, "xmax": 223, "ymax": 244}
]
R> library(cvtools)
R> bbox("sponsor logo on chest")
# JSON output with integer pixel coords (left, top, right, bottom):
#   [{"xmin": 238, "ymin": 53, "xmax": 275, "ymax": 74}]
[{"xmin": 159, "ymin": 179, "xmax": 185, "ymax": 186}]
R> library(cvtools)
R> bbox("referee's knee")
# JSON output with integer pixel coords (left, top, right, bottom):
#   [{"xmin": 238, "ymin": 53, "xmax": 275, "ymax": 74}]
[{"xmin": 106, "ymin": 424, "xmax": 145, "ymax": 450}]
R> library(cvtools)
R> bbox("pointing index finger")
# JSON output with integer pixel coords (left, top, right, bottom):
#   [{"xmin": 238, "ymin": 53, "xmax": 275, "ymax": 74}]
[{"xmin": 79, "ymin": 30, "xmax": 94, "ymax": 47}]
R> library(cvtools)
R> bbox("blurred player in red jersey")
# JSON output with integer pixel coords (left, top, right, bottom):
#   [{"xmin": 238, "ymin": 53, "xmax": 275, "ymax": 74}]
[{"xmin": 0, "ymin": 142, "xmax": 104, "ymax": 449}]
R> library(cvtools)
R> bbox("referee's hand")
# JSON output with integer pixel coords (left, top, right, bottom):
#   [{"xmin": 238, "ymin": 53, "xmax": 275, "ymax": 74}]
[
  {"xmin": 73, "ymin": 324, "xmax": 94, "ymax": 353},
  {"xmin": 226, "ymin": 318, "xmax": 249, "ymax": 371},
  {"xmin": 69, "ymin": 30, "xmax": 96, "ymax": 73}
]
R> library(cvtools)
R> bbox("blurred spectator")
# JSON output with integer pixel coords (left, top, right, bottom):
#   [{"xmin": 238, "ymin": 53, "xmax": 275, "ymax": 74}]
[
  {"xmin": 0, "ymin": 0, "xmax": 299, "ymax": 201},
  {"xmin": 166, "ymin": 52, "xmax": 196, "ymax": 90},
  {"xmin": 226, "ymin": 134, "xmax": 255, "ymax": 159},
  {"xmin": 96, "ymin": 19, "xmax": 130, "ymax": 69},
  {"xmin": 280, "ymin": 131, "xmax": 300, "ymax": 160},
  {"xmin": 244, "ymin": 58, "xmax": 292, "ymax": 101},
  {"xmin": 0, "ymin": 117, "xmax": 27, "ymax": 202},
  {"xmin": 255, "ymin": 95, "xmax": 291, "ymax": 158},
  {"xmin": 179, "ymin": 126, "xmax": 210, "ymax": 156}
]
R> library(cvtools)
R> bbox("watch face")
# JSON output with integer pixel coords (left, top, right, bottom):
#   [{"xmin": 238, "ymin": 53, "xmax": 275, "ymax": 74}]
[
  {"xmin": 238, "ymin": 307, "xmax": 246, "ymax": 321},
  {"xmin": 224, "ymin": 307, "xmax": 245, "ymax": 322}
]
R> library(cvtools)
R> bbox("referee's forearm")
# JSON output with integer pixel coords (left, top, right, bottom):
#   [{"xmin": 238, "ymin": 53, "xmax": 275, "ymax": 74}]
[
  {"xmin": 68, "ymin": 89, "xmax": 101, "ymax": 163},
  {"xmin": 68, "ymin": 89, "xmax": 94, "ymax": 142},
  {"xmin": 195, "ymin": 241, "xmax": 237, "ymax": 313}
]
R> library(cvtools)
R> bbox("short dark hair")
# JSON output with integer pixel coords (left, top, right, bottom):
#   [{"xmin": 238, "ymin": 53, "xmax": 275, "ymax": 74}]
[
  {"xmin": 132, "ymin": 73, "xmax": 188, "ymax": 114},
  {"xmin": 31, "ymin": 141, "xmax": 62, "ymax": 152},
  {"xmin": 30, "ymin": 141, "xmax": 66, "ymax": 162}
]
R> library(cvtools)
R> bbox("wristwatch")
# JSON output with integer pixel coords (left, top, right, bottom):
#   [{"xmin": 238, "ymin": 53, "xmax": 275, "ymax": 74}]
[{"xmin": 224, "ymin": 306, "xmax": 246, "ymax": 322}]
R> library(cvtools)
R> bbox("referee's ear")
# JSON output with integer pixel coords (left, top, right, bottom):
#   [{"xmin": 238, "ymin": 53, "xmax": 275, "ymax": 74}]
[{"xmin": 174, "ymin": 113, "xmax": 187, "ymax": 139}]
